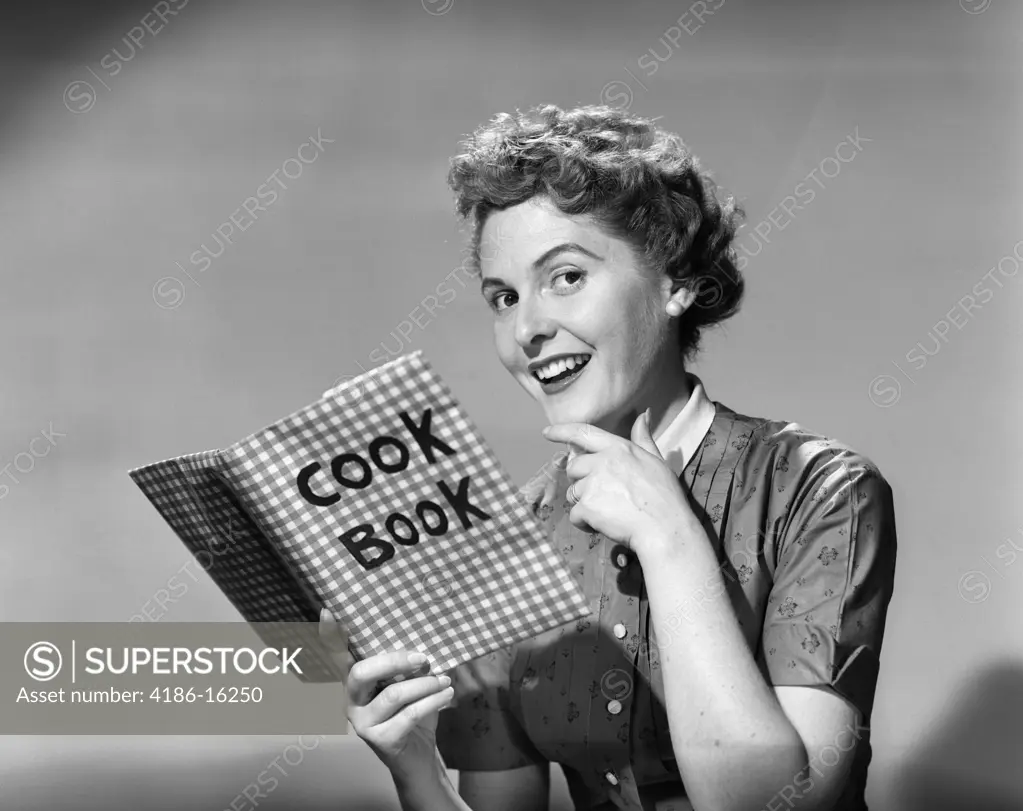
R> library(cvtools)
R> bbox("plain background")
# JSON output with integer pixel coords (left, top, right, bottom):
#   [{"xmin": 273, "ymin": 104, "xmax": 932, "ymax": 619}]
[{"xmin": 1, "ymin": 0, "xmax": 1020, "ymax": 808}]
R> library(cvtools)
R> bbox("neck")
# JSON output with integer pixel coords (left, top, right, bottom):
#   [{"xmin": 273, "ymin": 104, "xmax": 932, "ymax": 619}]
[{"xmin": 598, "ymin": 355, "xmax": 693, "ymax": 441}]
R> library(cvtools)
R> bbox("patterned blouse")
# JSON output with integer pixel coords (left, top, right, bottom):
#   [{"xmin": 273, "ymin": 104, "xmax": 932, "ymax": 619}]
[{"xmin": 436, "ymin": 379, "xmax": 898, "ymax": 811}]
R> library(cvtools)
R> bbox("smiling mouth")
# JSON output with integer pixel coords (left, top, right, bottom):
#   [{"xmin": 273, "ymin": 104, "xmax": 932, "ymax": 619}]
[{"xmin": 532, "ymin": 354, "xmax": 592, "ymax": 385}]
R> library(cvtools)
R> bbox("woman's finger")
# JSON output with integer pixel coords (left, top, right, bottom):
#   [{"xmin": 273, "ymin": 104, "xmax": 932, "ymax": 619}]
[
  {"xmin": 318, "ymin": 607, "xmax": 356, "ymax": 674},
  {"xmin": 366, "ymin": 683, "xmax": 456, "ymax": 748},
  {"xmin": 567, "ymin": 501, "xmax": 596, "ymax": 535},
  {"xmin": 318, "ymin": 608, "xmax": 350, "ymax": 652},
  {"xmin": 354, "ymin": 673, "xmax": 452, "ymax": 728},
  {"xmin": 346, "ymin": 649, "xmax": 432, "ymax": 706},
  {"xmin": 564, "ymin": 451, "xmax": 598, "ymax": 481},
  {"xmin": 543, "ymin": 422, "xmax": 618, "ymax": 452}
]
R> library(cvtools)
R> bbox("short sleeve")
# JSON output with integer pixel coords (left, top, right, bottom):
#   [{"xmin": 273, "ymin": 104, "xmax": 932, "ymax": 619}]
[
  {"xmin": 435, "ymin": 646, "xmax": 548, "ymax": 771},
  {"xmin": 759, "ymin": 448, "xmax": 897, "ymax": 722}
]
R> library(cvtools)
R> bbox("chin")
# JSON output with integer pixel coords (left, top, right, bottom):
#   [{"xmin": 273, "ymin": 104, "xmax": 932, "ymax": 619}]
[
  {"xmin": 545, "ymin": 401, "xmax": 603, "ymax": 427},
  {"xmin": 521, "ymin": 374, "xmax": 609, "ymax": 426}
]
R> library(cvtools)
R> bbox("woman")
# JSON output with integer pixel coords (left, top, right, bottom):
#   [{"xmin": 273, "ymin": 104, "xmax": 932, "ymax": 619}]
[{"xmin": 332, "ymin": 104, "xmax": 898, "ymax": 811}]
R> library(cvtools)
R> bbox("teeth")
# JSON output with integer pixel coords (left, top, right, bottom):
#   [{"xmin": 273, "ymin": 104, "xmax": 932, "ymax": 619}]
[{"xmin": 534, "ymin": 354, "xmax": 590, "ymax": 381}]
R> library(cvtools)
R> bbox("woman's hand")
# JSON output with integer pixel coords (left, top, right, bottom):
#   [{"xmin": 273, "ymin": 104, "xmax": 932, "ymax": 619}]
[
  {"xmin": 319, "ymin": 609, "xmax": 455, "ymax": 778},
  {"xmin": 542, "ymin": 409, "xmax": 699, "ymax": 558}
]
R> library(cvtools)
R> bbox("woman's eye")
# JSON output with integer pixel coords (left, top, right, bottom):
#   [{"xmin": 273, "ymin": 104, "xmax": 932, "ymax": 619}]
[
  {"xmin": 552, "ymin": 269, "xmax": 585, "ymax": 290},
  {"xmin": 492, "ymin": 292, "xmax": 516, "ymax": 312}
]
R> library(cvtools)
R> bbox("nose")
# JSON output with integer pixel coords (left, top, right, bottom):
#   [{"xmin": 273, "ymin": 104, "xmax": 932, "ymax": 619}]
[{"xmin": 513, "ymin": 293, "xmax": 557, "ymax": 350}]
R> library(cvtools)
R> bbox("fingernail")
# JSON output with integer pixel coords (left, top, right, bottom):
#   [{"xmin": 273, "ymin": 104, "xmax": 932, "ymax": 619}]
[
  {"xmin": 407, "ymin": 652, "xmax": 427, "ymax": 665},
  {"xmin": 437, "ymin": 675, "xmax": 451, "ymax": 687}
]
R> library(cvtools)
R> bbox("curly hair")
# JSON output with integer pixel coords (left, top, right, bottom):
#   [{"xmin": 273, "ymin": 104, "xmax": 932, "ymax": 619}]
[{"xmin": 446, "ymin": 103, "xmax": 745, "ymax": 362}]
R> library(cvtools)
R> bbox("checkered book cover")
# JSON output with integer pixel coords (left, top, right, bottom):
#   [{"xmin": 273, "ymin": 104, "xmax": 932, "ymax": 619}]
[
  {"xmin": 130, "ymin": 350, "xmax": 590, "ymax": 677},
  {"xmin": 128, "ymin": 452, "xmax": 345, "ymax": 683}
]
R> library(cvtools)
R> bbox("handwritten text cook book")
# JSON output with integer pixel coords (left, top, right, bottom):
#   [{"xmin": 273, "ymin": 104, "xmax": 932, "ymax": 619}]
[{"xmin": 128, "ymin": 351, "xmax": 590, "ymax": 681}]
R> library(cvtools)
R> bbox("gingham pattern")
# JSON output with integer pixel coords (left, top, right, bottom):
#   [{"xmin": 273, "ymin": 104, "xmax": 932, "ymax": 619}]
[
  {"xmin": 134, "ymin": 351, "xmax": 590, "ymax": 676},
  {"xmin": 129, "ymin": 451, "xmax": 345, "ymax": 683}
]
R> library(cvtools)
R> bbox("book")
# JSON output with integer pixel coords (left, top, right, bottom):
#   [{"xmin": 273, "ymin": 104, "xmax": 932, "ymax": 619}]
[{"xmin": 128, "ymin": 351, "xmax": 591, "ymax": 681}]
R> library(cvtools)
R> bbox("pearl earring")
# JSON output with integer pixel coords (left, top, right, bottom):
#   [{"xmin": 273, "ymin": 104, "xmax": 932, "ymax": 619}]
[{"xmin": 666, "ymin": 300, "xmax": 682, "ymax": 317}]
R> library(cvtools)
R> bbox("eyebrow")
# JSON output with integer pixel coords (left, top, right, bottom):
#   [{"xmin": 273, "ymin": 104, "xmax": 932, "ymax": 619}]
[{"xmin": 479, "ymin": 242, "xmax": 606, "ymax": 293}]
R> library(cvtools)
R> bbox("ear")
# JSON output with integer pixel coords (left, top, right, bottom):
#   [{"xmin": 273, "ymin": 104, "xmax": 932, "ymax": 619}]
[{"xmin": 669, "ymin": 285, "xmax": 697, "ymax": 315}]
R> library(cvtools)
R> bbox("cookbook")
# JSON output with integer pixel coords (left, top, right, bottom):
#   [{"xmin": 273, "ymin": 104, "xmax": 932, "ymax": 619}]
[{"xmin": 129, "ymin": 351, "xmax": 590, "ymax": 681}]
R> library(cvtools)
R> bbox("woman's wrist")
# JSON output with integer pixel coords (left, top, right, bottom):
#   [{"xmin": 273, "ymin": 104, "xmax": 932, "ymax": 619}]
[
  {"xmin": 390, "ymin": 749, "xmax": 467, "ymax": 811},
  {"xmin": 636, "ymin": 512, "xmax": 715, "ymax": 571},
  {"xmin": 390, "ymin": 752, "xmax": 439, "ymax": 790}
]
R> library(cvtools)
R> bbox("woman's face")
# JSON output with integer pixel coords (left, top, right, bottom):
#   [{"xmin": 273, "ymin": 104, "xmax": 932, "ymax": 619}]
[{"xmin": 479, "ymin": 197, "xmax": 680, "ymax": 433}]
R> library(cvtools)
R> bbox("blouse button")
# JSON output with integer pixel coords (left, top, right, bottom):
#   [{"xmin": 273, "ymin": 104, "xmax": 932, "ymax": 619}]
[
  {"xmin": 613, "ymin": 623, "xmax": 627, "ymax": 639},
  {"xmin": 607, "ymin": 699, "xmax": 623, "ymax": 715},
  {"xmin": 604, "ymin": 770, "xmax": 619, "ymax": 786},
  {"xmin": 614, "ymin": 551, "xmax": 629, "ymax": 568}
]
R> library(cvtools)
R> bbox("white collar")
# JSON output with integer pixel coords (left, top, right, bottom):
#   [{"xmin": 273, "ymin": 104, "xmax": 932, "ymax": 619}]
[{"xmin": 653, "ymin": 373, "xmax": 717, "ymax": 476}]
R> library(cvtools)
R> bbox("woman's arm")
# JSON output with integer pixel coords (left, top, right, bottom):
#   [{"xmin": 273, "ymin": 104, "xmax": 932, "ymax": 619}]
[
  {"xmin": 640, "ymin": 529, "xmax": 814, "ymax": 811},
  {"xmin": 390, "ymin": 747, "xmax": 472, "ymax": 811},
  {"xmin": 638, "ymin": 453, "xmax": 895, "ymax": 811},
  {"xmin": 538, "ymin": 418, "xmax": 829, "ymax": 810}
]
